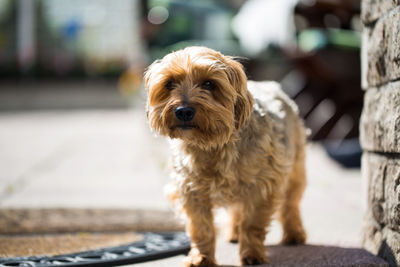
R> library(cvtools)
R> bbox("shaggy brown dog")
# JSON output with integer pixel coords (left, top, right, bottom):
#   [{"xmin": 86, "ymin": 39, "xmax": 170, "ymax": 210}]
[{"xmin": 144, "ymin": 46, "xmax": 307, "ymax": 266}]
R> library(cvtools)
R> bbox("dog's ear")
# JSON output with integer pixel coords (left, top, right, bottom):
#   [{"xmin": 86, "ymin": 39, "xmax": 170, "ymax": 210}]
[
  {"xmin": 143, "ymin": 59, "xmax": 162, "ymax": 118},
  {"xmin": 224, "ymin": 57, "xmax": 254, "ymax": 129},
  {"xmin": 143, "ymin": 59, "xmax": 161, "ymax": 93}
]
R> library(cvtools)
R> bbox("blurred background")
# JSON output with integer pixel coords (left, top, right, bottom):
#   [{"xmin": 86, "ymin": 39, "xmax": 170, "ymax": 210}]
[
  {"xmin": 0, "ymin": 0, "xmax": 366, "ymax": 260},
  {"xmin": 0, "ymin": 0, "xmax": 363, "ymax": 166}
]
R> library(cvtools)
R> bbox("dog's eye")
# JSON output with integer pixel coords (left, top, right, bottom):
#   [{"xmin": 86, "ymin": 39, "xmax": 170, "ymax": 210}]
[
  {"xmin": 201, "ymin": 80, "xmax": 216, "ymax": 91},
  {"xmin": 165, "ymin": 80, "xmax": 175, "ymax": 90}
]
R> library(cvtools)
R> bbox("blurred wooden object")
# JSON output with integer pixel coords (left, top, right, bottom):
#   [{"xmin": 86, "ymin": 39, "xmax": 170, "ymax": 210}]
[{"xmin": 287, "ymin": 0, "xmax": 363, "ymax": 142}]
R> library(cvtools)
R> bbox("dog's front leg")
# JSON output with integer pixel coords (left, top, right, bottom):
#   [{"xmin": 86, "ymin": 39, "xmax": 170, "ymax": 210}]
[
  {"xmin": 239, "ymin": 198, "xmax": 277, "ymax": 265},
  {"xmin": 183, "ymin": 192, "xmax": 217, "ymax": 267}
]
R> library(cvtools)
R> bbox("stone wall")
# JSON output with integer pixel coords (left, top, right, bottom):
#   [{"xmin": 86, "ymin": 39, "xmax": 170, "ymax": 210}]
[{"xmin": 360, "ymin": 1, "xmax": 400, "ymax": 266}]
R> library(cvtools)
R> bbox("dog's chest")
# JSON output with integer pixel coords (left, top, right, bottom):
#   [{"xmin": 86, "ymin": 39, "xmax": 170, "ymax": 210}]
[
  {"xmin": 194, "ymin": 153, "xmax": 249, "ymax": 204},
  {"xmin": 207, "ymin": 169, "xmax": 240, "ymax": 204},
  {"xmin": 174, "ymin": 144, "xmax": 243, "ymax": 203}
]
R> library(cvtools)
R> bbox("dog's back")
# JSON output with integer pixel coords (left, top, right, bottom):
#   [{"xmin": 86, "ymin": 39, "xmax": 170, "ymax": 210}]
[{"xmin": 243, "ymin": 80, "xmax": 306, "ymax": 170}]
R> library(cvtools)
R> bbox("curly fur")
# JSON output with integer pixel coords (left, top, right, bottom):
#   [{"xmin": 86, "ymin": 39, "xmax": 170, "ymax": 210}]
[{"xmin": 145, "ymin": 46, "xmax": 307, "ymax": 266}]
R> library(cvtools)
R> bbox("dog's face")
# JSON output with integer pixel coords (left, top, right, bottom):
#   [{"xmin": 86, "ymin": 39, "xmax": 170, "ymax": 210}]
[{"xmin": 144, "ymin": 47, "xmax": 253, "ymax": 149}]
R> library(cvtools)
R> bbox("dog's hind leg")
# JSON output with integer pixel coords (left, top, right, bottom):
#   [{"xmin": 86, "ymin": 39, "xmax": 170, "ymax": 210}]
[
  {"xmin": 279, "ymin": 146, "xmax": 307, "ymax": 245},
  {"xmin": 227, "ymin": 204, "xmax": 241, "ymax": 243}
]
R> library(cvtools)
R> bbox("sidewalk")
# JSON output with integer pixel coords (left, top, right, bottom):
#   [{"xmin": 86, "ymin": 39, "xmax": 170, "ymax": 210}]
[{"xmin": 0, "ymin": 101, "xmax": 386, "ymax": 266}]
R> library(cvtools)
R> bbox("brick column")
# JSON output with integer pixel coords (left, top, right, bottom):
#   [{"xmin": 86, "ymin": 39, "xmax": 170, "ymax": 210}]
[{"xmin": 360, "ymin": 1, "xmax": 400, "ymax": 266}]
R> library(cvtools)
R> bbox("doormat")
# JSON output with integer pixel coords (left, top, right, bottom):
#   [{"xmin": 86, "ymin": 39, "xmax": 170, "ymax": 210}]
[{"xmin": 0, "ymin": 208, "xmax": 183, "ymax": 257}]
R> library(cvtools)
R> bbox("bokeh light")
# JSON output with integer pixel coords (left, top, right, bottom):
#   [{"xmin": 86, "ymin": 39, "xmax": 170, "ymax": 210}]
[{"xmin": 147, "ymin": 6, "xmax": 169, "ymax": 25}]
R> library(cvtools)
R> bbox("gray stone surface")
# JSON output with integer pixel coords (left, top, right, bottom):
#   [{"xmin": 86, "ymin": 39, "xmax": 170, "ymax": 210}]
[
  {"xmin": 363, "ymin": 7, "xmax": 400, "ymax": 87},
  {"xmin": 362, "ymin": 0, "xmax": 400, "ymax": 25},
  {"xmin": 360, "ymin": 82, "xmax": 400, "ymax": 153}
]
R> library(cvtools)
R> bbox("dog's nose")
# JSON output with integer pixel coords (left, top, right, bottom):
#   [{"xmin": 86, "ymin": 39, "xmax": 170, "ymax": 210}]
[{"xmin": 175, "ymin": 106, "xmax": 196, "ymax": 122}]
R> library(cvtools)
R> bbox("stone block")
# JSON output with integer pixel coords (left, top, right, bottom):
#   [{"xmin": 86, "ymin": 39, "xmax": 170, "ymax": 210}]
[
  {"xmin": 361, "ymin": 29, "xmax": 370, "ymax": 90},
  {"xmin": 363, "ymin": 221, "xmax": 400, "ymax": 267},
  {"xmin": 360, "ymin": 81, "xmax": 400, "ymax": 153},
  {"xmin": 384, "ymin": 229, "xmax": 400, "ymax": 266},
  {"xmin": 362, "ymin": 153, "xmax": 400, "ymax": 232},
  {"xmin": 362, "ymin": 154, "xmax": 386, "ymax": 225},
  {"xmin": 363, "ymin": 214, "xmax": 384, "ymax": 256},
  {"xmin": 362, "ymin": 0, "xmax": 400, "ymax": 25},
  {"xmin": 363, "ymin": 7, "xmax": 400, "ymax": 87}
]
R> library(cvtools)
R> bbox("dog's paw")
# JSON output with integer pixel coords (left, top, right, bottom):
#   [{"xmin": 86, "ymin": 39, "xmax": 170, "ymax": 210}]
[
  {"xmin": 228, "ymin": 236, "xmax": 239, "ymax": 244},
  {"xmin": 281, "ymin": 227, "xmax": 306, "ymax": 245},
  {"xmin": 240, "ymin": 251, "xmax": 268, "ymax": 266},
  {"xmin": 183, "ymin": 253, "xmax": 217, "ymax": 267},
  {"xmin": 227, "ymin": 230, "xmax": 239, "ymax": 243}
]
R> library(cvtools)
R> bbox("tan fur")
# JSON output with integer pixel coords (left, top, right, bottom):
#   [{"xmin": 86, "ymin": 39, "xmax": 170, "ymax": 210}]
[{"xmin": 145, "ymin": 47, "xmax": 307, "ymax": 266}]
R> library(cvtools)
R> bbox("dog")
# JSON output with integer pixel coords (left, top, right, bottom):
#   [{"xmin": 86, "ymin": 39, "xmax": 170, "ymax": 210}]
[{"xmin": 144, "ymin": 46, "xmax": 307, "ymax": 266}]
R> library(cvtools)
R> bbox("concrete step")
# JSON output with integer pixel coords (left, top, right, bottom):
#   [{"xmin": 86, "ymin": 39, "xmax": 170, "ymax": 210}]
[
  {"xmin": 0, "ymin": 80, "xmax": 134, "ymax": 110},
  {"xmin": 135, "ymin": 239, "xmax": 389, "ymax": 267}
]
